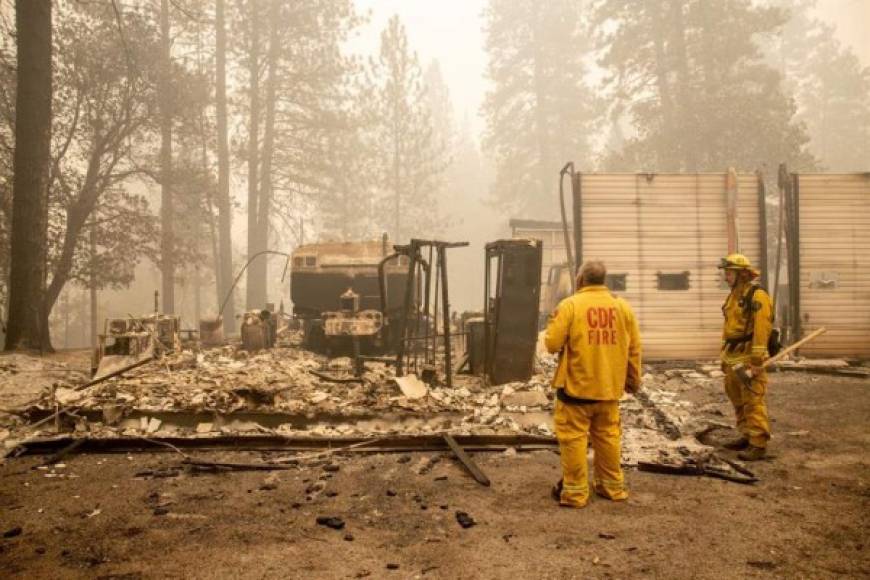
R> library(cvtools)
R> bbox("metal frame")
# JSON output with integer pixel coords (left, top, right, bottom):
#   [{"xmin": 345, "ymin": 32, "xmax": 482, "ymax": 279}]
[
  {"xmin": 783, "ymin": 171, "xmax": 802, "ymax": 344},
  {"xmin": 571, "ymin": 170, "xmax": 583, "ymax": 272},
  {"xmin": 394, "ymin": 239, "xmax": 468, "ymax": 388}
]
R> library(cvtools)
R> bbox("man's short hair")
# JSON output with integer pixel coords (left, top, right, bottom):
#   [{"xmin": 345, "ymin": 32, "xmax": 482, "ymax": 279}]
[{"xmin": 578, "ymin": 260, "xmax": 607, "ymax": 286}]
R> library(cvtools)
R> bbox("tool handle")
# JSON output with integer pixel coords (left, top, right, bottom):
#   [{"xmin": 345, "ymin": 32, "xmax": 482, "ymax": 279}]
[{"xmin": 762, "ymin": 327, "xmax": 826, "ymax": 368}]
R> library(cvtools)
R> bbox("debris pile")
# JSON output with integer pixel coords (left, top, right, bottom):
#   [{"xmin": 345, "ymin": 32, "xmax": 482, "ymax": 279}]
[{"xmin": 2, "ymin": 341, "xmax": 763, "ymax": 483}]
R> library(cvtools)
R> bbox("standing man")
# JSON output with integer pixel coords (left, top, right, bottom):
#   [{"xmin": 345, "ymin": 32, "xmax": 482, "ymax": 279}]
[
  {"xmin": 719, "ymin": 253, "xmax": 773, "ymax": 461},
  {"xmin": 545, "ymin": 261, "xmax": 642, "ymax": 508}
]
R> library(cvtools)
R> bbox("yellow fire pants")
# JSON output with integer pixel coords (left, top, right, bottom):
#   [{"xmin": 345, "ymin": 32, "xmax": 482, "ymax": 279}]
[
  {"xmin": 724, "ymin": 366, "xmax": 771, "ymax": 448},
  {"xmin": 553, "ymin": 399, "xmax": 627, "ymax": 508}
]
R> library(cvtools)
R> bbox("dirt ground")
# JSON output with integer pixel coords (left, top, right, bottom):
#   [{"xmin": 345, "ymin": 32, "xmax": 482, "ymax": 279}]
[{"xmin": 1, "ymin": 369, "xmax": 868, "ymax": 579}]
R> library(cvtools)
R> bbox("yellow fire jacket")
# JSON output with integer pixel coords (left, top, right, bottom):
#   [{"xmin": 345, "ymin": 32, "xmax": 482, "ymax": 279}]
[
  {"xmin": 721, "ymin": 281, "xmax": 773, "ymax": 366},
  {"xmin": 544, "ymin": 285, "xmax": 642, "ymax": 401}
]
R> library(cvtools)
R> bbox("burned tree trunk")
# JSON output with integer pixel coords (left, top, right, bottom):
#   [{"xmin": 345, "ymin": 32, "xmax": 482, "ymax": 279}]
[
  {"xmin": 215, "ymin": 0, "xmax": 236, "ymax": 332},
  {"xmin": 245, "ymin": 0, "xmax": 262, "ymax": 310},
  {"xmin": 159, "ymin": 0, "xmax": 175, "ymax": 314},
  {"xmin": 5, "ymin": 0, "xmax": 52, "ymax": 351}
]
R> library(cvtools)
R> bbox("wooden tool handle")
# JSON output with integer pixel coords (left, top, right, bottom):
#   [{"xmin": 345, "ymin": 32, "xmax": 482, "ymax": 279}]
[{"xmin": 762, "ymin": 327, "xmax": 827, "ymax": 368}]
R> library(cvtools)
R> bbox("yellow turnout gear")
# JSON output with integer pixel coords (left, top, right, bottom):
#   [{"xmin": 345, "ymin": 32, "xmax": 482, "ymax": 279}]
[
  {"xmin": 554, "ymin": 400, "xmax": 627, "ymax": 507},
  {"xmin": 724, "ymin": 366, "xmax": 770, "ymax": 448},
  {"xmin": 721, "ymin": 279, "xmax": 773, "ymax": 366},
  {"xmin": 544, "ymin": 286, "xmax": 642, "ymax": 399},
  {"xmin": 545, "ymin": 285, "xmax": 641, "ymax": 507},
  {"xmin": 721, "ymin": 278, "xmax": 773, "ymax": 448}
]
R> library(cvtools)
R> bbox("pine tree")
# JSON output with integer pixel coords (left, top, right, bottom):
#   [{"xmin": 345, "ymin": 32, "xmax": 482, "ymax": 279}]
[
  {"xmin": 773, "ymin": 0, "xmax": 870, "ymax": 171},
  {"xmin": 595, "ymin": 0, "xmax": 816, "ymax": 173},
  {"xmin": 482, "ymin": 0, "xmax": 599, "ymax": 218},
  {"xmin": 366, "ymin": 15, "xmax": 447, "ymax": 242}
]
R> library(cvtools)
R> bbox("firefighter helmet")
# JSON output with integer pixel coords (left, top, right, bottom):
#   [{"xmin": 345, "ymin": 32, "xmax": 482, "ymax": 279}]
[{"xmin": 718, "ymin": 253, "xmax": 759, "ymax": 277}]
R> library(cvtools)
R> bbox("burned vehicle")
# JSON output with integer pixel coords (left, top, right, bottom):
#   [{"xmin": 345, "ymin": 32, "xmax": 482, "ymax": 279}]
[{"xmin": 290, "ymin": 239, "xmax": 409, "ymax": 354}]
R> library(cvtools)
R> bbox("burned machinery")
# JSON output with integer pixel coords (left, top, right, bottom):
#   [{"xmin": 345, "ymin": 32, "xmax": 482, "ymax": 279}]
[{"xmin": 93, "ymin": 313, "xmax": 180, "ymax": 378}]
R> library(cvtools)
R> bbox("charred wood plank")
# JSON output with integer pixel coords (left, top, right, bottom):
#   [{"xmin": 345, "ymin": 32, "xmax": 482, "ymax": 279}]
[{"xmin": 443, "ymin": 434, "xmax": 491, "ymax": 487}]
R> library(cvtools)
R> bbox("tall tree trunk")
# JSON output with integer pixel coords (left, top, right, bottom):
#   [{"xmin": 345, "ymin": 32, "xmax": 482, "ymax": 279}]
[
  {"xmin": 669, "ymin": 0, "xmax": 696, "ymax": 171},
  {"xmin": 5, "ymin": 0, "xmax": 52, "ymax": 352},
  {"xmin": 245, "ymin": 0, "xmax": 262, "ymax": 310},
  {"xmin": 159, "ymin": 0, "xmax": 175, "ymax": 314},
  {"xmin": 650, "ymin": 0, "xmax": 675, "ymax": 170},
  {"xmin": 530, "ymin": 7, "xmax": 550, "ymax": 204},
  {"xmin": 252, "ymin": 0, "xmax": 279, "ymax": 307},
  {"xmin": 89, "ymin": 225, "xmax": 97, "ymax": 350},
  {"xmin": 215, "ymin": 0, "xmax": 236, "ymax": 332}
]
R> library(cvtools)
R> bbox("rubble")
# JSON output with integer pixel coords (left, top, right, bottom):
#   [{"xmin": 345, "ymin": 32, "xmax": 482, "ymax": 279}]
[{"xmin": 1, "ymin": 336, "xmax": 763, "ymax": 482}]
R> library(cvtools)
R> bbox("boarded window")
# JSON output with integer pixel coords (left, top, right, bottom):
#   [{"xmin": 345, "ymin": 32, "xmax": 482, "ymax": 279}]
[
  {"xmin": 305, "ymin": 256, "xmax": 316, "ymax": 267},
  {"xmin": 605, "ymin": 273, "xmax": 627, "ymax": 291},
  {"xmin": 657, "ymin": 271, "xmax": 690, "ymax": 291}
]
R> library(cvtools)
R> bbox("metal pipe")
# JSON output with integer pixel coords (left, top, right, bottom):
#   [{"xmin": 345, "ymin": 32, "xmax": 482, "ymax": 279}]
[
  {"xmin": 558, "ymin": 162, "xmax": 576, "ymax": 290},
  {"xmin": 217, "ymin": 250, "xmax": 291, "ymax": 318}
]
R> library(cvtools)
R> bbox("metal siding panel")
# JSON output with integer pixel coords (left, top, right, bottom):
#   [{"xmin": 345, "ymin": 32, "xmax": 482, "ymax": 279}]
[
  {"xmin": 584, "ymin": 172, "xmax": 761, "ymax": 360},
  {"xmin": 797, "ymin": 173, "xmax": 870, "ymax": 357}
]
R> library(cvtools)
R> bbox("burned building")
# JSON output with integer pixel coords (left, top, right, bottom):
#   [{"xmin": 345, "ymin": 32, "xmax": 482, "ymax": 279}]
[{"xmin": 512, "ymin": 171, "xmax": 766, "ymax": 360}]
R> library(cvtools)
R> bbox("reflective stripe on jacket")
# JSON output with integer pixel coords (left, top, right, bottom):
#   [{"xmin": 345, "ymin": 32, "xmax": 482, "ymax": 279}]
[{"xmin": 544, "ymin": 285, "xmax": 642, "ymax": 401}]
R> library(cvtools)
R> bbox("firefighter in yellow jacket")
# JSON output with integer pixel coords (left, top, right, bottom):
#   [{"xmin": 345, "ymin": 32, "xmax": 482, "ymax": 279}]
[
  {"xmin": 545, "ymin": 261, "xmax": 642, "ymax": 508},
  {"xmin": 719, "ymin": 253, "xmax": 773, "ymax": 461}
]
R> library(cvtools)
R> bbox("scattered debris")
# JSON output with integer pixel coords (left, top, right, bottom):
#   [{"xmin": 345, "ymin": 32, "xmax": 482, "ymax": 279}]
[
  {"xmin": 455, "ymin": 511, "xmax": 476, "ymax": 529},
  {"xmin": 638, "ymin": 453, "xmax": 757, "ymax": 485},
  {"xmin": 3, "ymin": 526, "xmax": 23, "ymax": 538},
  {"xmin": 315, "ymin": 516, "xmax": 345, "ymax": 530},
  {"xmin": 393, "ymin": 374, "xmax": 428, "ymax": 399}
]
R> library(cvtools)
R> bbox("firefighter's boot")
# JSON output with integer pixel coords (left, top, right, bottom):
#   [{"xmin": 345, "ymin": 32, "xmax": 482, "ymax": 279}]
[
  {"xmin": 551, "ymin": 479, "xmax": 563, "ymax": 503},
  {"xmin": 723, "ymin": 436, "xmax": 749, "ymax": 451},
  {"xmin": 738, "ymin": 445, "xmax": 767, "ymax": 461}
]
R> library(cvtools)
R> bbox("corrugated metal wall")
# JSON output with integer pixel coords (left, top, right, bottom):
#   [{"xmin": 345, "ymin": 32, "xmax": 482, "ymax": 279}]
[
  {"xmin": 581, "ymin": 173, "xmax": 762, "ymax": 360},
  {"xmin": 513, "ymin": 173, "xmax": 764, "ymax": 360},
  {"xmin": 794, "ymin": 173, "xmax": 870, "ymax": 358}
]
